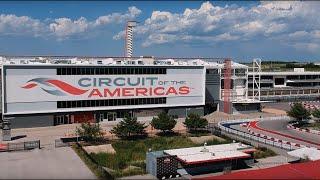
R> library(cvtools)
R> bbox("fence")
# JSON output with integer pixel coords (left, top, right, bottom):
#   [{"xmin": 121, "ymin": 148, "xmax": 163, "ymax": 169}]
[
  {"xmin": 216, "ymin": 116, "xmax": 307, "ymax": 151},
  {"xmin": 0, "ymin": 140, "xmax": 40, "ymax": 152},
  {"xmin": 55, "ymin": 137, "xmax": 85, "ymax": 148},
  {"xmin": 55, "ymin": 139, "xmax": 71, "ymax": 148}
]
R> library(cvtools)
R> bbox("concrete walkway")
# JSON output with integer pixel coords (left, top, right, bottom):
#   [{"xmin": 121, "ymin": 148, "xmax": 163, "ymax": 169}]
[
  {"xmin": 0, "ymin": 147, "xmax": 96, "ymax": 179},
  {"xmin": 1, "ymin": 117, "xmax": 188, "ymax": 148}
]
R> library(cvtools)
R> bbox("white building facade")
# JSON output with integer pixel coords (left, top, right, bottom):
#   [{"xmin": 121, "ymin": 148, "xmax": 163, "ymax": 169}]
[{"xmin": 0, "ymin": 56, "xmax": 254, "ymax": 128}]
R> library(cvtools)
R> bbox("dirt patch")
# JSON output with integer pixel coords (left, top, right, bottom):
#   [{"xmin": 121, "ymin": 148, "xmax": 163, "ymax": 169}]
[
  {"xmin": 189, "ymin": 135, "xmax": 225, "ymax": 144},
  {"xmin": 83, "ymin": 144, "xmax": 116, "ymax": 154},
  {"xmin": 262, "ymin": 108, "xmax": 287, "ymax": 115},
  {"xmin": 204, "ymin": 111, "xmax": 277, "ymax": 123}
]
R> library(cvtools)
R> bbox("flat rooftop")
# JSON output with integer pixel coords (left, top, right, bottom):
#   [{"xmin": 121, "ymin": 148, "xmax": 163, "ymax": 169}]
[
  {"xmin": 248, "ymin": 71, "xmax": 320, "ymax": 75},
  {"xmin": 288, "ymin": 147, "xmax": 320, "ymax": 161},
  {"xmin": 0, "ymin": 56, "xmax": 248, "ymax": 69},
  {"xmin": 164, "ymin": 143, "xmax": 255, "ymax": 165}
]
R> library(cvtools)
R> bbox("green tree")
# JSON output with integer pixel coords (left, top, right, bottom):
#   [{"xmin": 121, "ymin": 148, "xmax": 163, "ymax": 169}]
[
  {"xmin": 312, "ymin": 108, "xmax": 320, "ymax": 118},
  {"xmin": 287, "ymin": 103, "xmax": 311, "ymax": 124},
  {"xmin": 184, "ymin": 113, "xmax": 208, "ymax": 132},
  {"xmin": 110, "ymin": 114, "xmax": 147, "ymax": 139},
  {"xmin": 151, "ymin": 112, "xmax": 177, "ymax": 133},
  {"xmin": 76, "ymin": 122, "xmax": 104, "ymax": 142}
]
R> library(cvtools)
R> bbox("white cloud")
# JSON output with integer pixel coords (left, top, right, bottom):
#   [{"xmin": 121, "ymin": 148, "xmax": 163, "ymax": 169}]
[
  {"xmin": 93, "ymin": 6, "xmax": 141, "ymax": 27},
  {"xmin": 292, "ymin": 42, "xmax": 320, "ymax": 53},
  {"xmin": 1, "ymin": 1, "xmax": 320, "ymax": 55},
  {"xmin": 0, "ymin": 14, "xmax": 46, "ymax": 37},
  {"xmin": 288, "ymin": 31, "xmax": 309, "ymax": 39},
  {"xmin": 112, "ymin": 1, "xmax": 320, "ymax": 52},
  {"xmin": 50, "ymin": 6, "xmax": 141, "ymax": 40},
  {"xmin": 49, "ymin": 17, "xmax": 89, "ymax": 39},
  {"xmin": 142, "ymin": 34, "xmax": 178, "ymax": 47},
  {"xmin": 0, "ymin": 6, "xmax": 142, "ymax": 40},
  {"xmin": 215, "ymin": 33, "xmax": 239, "ymax": 41}
]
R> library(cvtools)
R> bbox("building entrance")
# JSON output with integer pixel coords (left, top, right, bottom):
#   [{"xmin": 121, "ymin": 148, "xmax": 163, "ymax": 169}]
[
  {"xmin": 54, "ymin": 115, "xmax": 70, "ymax": 125},
  {"xmin": 106, "ymin": 112, "xmax": 116, "ymax": 121}
]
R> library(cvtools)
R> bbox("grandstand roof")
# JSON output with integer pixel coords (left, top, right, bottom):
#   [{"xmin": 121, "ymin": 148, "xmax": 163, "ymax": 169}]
[
  {"xmin": 164, "ymin": 143, "xmax": 255, "ymax": 165},
  {"xmin": 201, "ymin": 160, "xmax": 320, "ymax": 179}
]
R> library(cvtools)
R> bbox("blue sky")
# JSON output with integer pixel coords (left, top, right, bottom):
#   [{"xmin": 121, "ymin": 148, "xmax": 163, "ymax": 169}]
[{"xmin": 0, "ymin": 1, "xmax": 319, "ymax": 62}]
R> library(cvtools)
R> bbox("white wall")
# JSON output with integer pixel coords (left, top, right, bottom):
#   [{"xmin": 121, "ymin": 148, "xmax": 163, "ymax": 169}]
[{"xmin": 3, "ymin": 65, "xmax": 205, "ymax": 115}]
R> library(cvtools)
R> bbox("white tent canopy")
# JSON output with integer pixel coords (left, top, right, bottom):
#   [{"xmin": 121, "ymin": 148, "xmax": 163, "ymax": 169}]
[{"xmin": 288, "ymin": 147, "xmax": 320, "ymax": 161}]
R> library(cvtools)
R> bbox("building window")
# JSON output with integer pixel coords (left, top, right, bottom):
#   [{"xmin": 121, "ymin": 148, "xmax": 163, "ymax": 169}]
[
  {"xmin": 57, "ymin": 97, "xmax": 167, "ymax": 109},
  {"xmin": 206, "ymin": 69, "xmax": 218, "ymax": 74},
  {"xmin": 57, "ymin": 67, "xmax": 167, "ymax": 75},
  {"xmin": 275, "ymin": 78, "xmax": 285, "ymax": 85}
]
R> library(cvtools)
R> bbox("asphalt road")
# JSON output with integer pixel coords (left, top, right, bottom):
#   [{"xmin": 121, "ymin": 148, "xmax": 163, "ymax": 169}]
[
  {"xmin": 229, "ymin": 119, "xmax": 320, "ymax": 149},
  {"xmin": 257, "ymin": 119, "xmax": 320, "ymax": 148}
]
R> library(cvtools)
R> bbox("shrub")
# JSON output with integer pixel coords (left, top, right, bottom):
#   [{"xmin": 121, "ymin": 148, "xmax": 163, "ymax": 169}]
[
  {"xmin": 76, "ymin": 122, "xmax": 104, "ymax": 143},
  {"xmin": 287, "ymin": 103, "xmax": 310, "ymax": 123},
  {"xmin": 312, "ymin": 108, "xmax": 320, "ymax": 119},
  {"xmin": 184, "ymin": 113, "xmax": 208, "ymax": 132},
  {"xmin": 253, "ymin": 147, "xmax": 276, "ymax": 159},
  {"xmin": 150, "ymin": 112, "xmax": 177, "ymax": 133},
  {"xmin": 110, "ymin": 114, "xmax": 147, "ymax": 139}
]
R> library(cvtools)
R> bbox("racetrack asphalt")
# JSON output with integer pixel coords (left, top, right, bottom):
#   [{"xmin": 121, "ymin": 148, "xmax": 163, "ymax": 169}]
[{"xmin": 253, "ymin": 119, "xmax": 320, "ymax": 149}]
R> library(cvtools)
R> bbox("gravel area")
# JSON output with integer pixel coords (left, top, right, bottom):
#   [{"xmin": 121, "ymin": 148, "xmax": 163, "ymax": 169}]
[
  {"xmin": 189, "ymin": 135, "xmax": 225, "ymax": 144},
  {"xmin": 83, "ymin": 144, "xmax": 116, "ymax": 154}
]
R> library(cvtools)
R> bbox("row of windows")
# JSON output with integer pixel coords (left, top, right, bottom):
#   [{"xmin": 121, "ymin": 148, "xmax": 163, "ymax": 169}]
[
  {"xmin": 56, "ymin": 67, "xmax": 167, "ymax": 75},
  {"xmin": 250, "ymin": 75, "xmax": 320, "ymax": 80},
  {"xmin": 57, "ymin": 97, "xmax": 167, "ymax": 109},
  {"xmin": 287, "ymin": 75, "xmax": 320, "ymax": 80}
]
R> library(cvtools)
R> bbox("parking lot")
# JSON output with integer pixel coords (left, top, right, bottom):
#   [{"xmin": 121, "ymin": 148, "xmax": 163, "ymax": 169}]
[{"xmin": 0, "ymin": 147, "xmax": 96, "ymax": 179}]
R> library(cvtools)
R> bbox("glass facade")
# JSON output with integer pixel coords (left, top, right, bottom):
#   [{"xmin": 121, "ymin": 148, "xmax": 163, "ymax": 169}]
[
  {"xmin": 57, "ymin": 67, "xmax": 167, "ymax": 75},
  {"xmin": 57, "ymin": 97, "xmax": 167, "ymax": 109}
]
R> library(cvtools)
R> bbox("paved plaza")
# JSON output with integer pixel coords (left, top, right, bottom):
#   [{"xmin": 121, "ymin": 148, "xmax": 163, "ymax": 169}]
[{"xmin": 0, "ymin": 147, "xmax": 96, "ymax": 179}]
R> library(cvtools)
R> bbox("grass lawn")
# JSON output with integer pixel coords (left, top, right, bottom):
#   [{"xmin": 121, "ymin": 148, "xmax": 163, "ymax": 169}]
[{"xmin": 90, "ymin": 135, "xmax": 230, "ymax": 177}]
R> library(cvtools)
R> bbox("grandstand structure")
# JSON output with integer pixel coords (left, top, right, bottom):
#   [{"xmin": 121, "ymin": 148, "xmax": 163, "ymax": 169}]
[
  {"xmin": 0, "ymin": 56, "xmax": 254, "ymax": 128},
  {"xmin": 0, "ymin": 55, "xmax": 319, "ymax": 128},
  {"xmin": 248, "ymin": 68, "xmax": 320, "ymax": 101}
]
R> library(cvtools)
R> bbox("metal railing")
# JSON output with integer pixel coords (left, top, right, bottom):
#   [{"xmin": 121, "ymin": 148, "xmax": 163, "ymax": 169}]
[
  {"xmin": 55, "ymin": 139, "xmax": 71, "ymax": 148},
  {"xmin": 216, "ymin": 116, "xmax": 306, "ymax": 151},
  {"xmin": 55, "ymin": 137, "xmax": 85, "ymax": 148},
  {"xmin": 0, "ymin": 140, "xmax": 40, "ymax": 152}
]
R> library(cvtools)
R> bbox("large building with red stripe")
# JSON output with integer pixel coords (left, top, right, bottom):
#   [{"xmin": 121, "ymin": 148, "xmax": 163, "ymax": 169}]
[
  {"xmin": 2, "ymin": 56, "xmax": 320, "ymax": 129},
  {"xmin": 0, "ymin": 56, "xmax": 251, "ymax": 128}
]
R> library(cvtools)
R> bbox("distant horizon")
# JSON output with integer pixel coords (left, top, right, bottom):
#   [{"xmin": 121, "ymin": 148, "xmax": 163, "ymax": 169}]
[
  {"xmin": 2, "ymin": 53, "xmax": 319, "ymax": 63},
  {"xmin": 0, "ymin": 1, "xmax": 320, "ymax": 61}
]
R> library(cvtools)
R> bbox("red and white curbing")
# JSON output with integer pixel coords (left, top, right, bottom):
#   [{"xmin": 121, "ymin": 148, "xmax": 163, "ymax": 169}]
[
  {"xmin": 287, "ymin": 124, "xmax": 320, "ymax": 136},
  {"xmin": 240, "ymin": 123, "xmax": 248, "ymax": 127},
  {"xmin": 219, "ymin": 118, "xmax": 310, "ymax": 150},
  {"xmin": 0, "ymin": 143, "xmax": 7, "ymax": 150},
  {"xmin": 247, "ymin": 123, "xmax": 305, "ymax": 150}
]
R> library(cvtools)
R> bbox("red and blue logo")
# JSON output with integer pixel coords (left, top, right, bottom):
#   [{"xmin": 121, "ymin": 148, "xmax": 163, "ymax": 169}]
[{"xmin": 21, "ymin": 78, "xmax": 88, "ymax": 96}]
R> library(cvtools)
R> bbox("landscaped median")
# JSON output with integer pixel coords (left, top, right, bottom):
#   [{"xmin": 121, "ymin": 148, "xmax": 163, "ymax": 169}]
[
  {"xmin": 77, "ymin": 135, "xmax": 231, "ymax": 178},
  {"xmin": 72, "ymin": 128, "xmax": 278, "ymax": 178}
]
